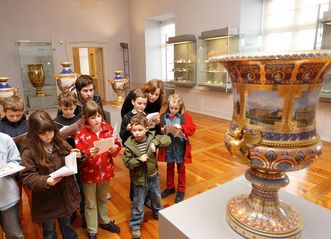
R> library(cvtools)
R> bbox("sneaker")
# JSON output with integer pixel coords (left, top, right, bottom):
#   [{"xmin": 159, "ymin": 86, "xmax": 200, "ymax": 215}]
[
  {"xmin": 106, "ymin": 192, "xmax": 112, "ymax": 200},
  {"xmin": 88, "ymin": 233, "xmax": 97, "ymax": 239},
  {"xmin": 161, "ymin": 188, "xmax": 176, "ymax": 198},
  {"xmin": 175, "ymin": 191, "xmax": 185, "ymax": 203},
  {"xmin": 100, "ymin": 220, "xmax": 120, "ymax": 233},
  {"xmin": 152, "ymin": 212, "xmax": 158, "ymax": 220},
  {"xmin": 132, "ymin": 229, "xmax": 141, "ymax": 239}
]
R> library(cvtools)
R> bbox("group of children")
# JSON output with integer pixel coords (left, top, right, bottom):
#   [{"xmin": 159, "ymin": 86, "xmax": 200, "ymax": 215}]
[{"xmin": 0, "ymin": 77, "xmax": 196, "ymax": 239}]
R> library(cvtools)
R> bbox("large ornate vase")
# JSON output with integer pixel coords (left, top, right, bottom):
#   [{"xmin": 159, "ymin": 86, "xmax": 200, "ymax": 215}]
[
  {"xmin": 53, "ymin": 62, "xmax": 78, "ymax": 92},
  {"xmin": 209, "ymin": 50, "xmax": 331, "ymax": 239},
  {"xmin": 108, "ymin": 71, "xmax": 128, "ymax": 108},
  {"xmin": 28, "ymin": 64, "xmax": 45, "ymax": 97},
  {"xmin": 0, "ymin": 77, "xmax": 17, "ymax": 106}
]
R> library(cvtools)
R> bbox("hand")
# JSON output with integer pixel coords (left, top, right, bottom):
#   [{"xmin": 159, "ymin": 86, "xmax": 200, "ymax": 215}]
[
  {"xmin": 139, "ymin": 154, "xmax": 148, "ymax": 162},
  {"xmin": 108, "ymin": 144, "xmax": 119, "ymax": 154},
  {"xmin": 174, "ymin": 124, "xmax": 181, "ymax": 129},
  {"xmin": 151, "ymin": 115, "xmax": 160, "ymax": 125},
  {"xmin": 90, "ymin": 147, "xmax": 99, "ymax": 157},
  {"xmin": 150, "ymin": 142, "xmax": 156, "ymax": 152},
  {"xmin": 47, "ymin": 176, "xmax": 63, "ymax": 186},
  {"xmin": 71, "ymin": 149, "xmax": 81, "ymax": 158},
  {"xmin": 127, "ymin": 123, "xmax": 132, "ymax": 131}
]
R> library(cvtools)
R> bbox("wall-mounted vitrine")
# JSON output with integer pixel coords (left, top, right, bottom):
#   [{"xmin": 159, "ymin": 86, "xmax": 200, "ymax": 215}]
[
  {"xmin": 320, "ymin": 10, "xmax": 331, "ymax": 102},
  {"xmin": 167, "ymin": 34, "xmax": 196, "ymax": 88},
  {"xmin": 198, "ymin": 27, "xmax": 239, "ymax": 92},
  {"xmin": 17, "ymin": 41, "xmax": 57, "ymax": 110}
]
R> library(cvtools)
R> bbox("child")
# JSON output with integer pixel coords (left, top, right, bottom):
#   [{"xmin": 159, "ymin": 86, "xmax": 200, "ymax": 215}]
[
  {"xmin": 120, "ymin": 88, "xmax": 148, "ymax": 144},
  {"xmin": 158, "ymin": 94, "xmax": 196, "ymax": 203},
  {"xmin": 121, "ymin": 79, "xmax": 164, "ymax": 118},
  {"xmin": 19, "ymin": 110, "xmax": 80, "ymax": 239},
  {"xmin": 0, "ymin": 95, "xmax": 28, "ymax": 150},
  {"xmin": 54, "ymin": 91, "xmax": 86, "ymax": 227},
  {"xmin": 75, "ymin": 100, "xmax": 121, "ymax": 239},
  {"xmin": 0, "ymin": 132, "xmax": 24, "ymax": 239},
  {"xmin": 123, "ymin": 114, "xmax": 171, "ymax": 239}
]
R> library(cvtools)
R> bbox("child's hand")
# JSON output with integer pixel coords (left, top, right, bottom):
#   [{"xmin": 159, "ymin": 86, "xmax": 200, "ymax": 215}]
[
  {"xmin": 174, "ymin": 124, "xmax": 181, "ymax": 129},
  {"xmin": 127, "ymin": 123, "xmax": 132, "ymax": 131},
  {"xmin": 150, "ymin": 142, "xmax": 156, "ymax": 152},
  {"xmin": 71, "ymin": 148, "xmax": 81, "ymax": 158},
  {"xmin": 47, "ymin": 176, "xmax": 63, "ymax": 186},
  {"xmin": 151, "ymin": 115, "xmax": 160, "ymax": 125},
  {"xmin": 139, "ymin": 154, "xmax": 148, "ymax": 162},
  {"xmin": 108, "ymin": 144, "xmax": 119, "ymax": 154},
  {"xmin": 90, "ymin": 147, "xmax": 99, "ymax": 157}
]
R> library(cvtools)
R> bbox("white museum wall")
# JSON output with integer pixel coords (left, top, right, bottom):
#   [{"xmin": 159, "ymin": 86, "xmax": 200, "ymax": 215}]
[{"xmin": 0, "ymin": 0, "xmax": 130, "ymax": 101}]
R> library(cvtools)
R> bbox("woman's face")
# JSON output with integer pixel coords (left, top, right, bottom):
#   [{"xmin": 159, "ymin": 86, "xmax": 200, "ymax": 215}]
[
  {"xmin": 148, "ymin": 88, "xmax": 161, "ymax": 103},
  {"xmin": 38, "ymin": 130, "xmax": 54, "ymax": 146},
  {"xmin": 87, "ymin": 112, "xmax": 102, "ymax": 132}
]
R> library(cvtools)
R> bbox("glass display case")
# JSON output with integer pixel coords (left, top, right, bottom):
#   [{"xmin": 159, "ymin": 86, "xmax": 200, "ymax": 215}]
[
  {"xmin": 17, "ymin": 41, "xmax": 58, "ymax": 110},
  {"xmin": 198, "ymin": 27, "xmax": 239, "ymax": 92},
  {"xmin": 320, "ymin": 10, "xmax": 331, "ymax": 102},
  {"xmin": 167, "ymin": 34, "xmax": 196, "ymax": 87}
]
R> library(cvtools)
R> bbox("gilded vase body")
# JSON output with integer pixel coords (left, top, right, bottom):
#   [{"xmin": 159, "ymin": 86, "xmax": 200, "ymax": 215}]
[{"xmin": 28, "ymin": 64, "xmax": 45, "ymax": 96}]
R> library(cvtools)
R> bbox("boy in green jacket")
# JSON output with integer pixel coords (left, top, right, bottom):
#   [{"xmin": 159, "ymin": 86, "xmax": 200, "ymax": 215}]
[{"xmin": 123, "ymin": 114, "xmax": 171, "ymax": 239}]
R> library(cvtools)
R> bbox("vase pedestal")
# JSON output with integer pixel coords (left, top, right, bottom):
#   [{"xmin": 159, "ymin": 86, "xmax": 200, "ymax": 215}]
[{"xmin": 159, "ymin": 177, "xmax": 331, "ymax": 239}]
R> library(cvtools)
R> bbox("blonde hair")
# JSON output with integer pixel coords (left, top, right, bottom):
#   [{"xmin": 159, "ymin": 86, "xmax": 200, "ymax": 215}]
[
  {"xmin": 131, "ymin": 113, "xmax": 148, "ymax": 128},
  {"xmin": 167, "ymin": 94, "xmax": 185, "ymax": 115},
  {"xmin": 3, "ymin": 95, "xmax": 24, "ymax": 112}
]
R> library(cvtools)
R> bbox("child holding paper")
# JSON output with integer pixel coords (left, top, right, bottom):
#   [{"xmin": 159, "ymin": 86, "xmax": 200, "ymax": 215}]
[
  {"xmin": 19, "ymin": 110, "xmax": 80, "ymax": 239},
  {"xmin": 75, "ymin": 100, "xmax": 121, "ymax": 239}
]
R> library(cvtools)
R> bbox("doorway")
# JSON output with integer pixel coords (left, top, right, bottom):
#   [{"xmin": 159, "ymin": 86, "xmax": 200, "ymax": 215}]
[{"xmin": 72, "ymin": 47, "xmax": 105, "ymax": 99}]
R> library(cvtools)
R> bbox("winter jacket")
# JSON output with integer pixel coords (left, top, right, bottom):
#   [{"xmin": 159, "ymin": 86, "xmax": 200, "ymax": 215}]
[
  {"xmin": 75, "ymin": 121, "xmax": 121, "ymax": 183},
  {"xmin": 158, "ymin": 112, "xmax": 196, "ymax": 164},
  {"xmin": 123, "ymin": 131, "xmax": 171, "ymax": 186},
  {"xmin": 0, "ymin": 133, "xmax": 21, "ymax": 211},
  {"xmin": 19, "ymin": 142, "xmax": 80, "ymax": 223}
]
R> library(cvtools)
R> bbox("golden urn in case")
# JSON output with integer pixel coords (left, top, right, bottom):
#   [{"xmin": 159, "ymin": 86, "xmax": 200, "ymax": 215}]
[
  {"xmin": 108, "ymin": 70, "xmax": 128, "ymax": 108},
  {"xmin": 209, "ymin": 50, "xmax": 331, "ymax": 239},
  {"xmin": 27, "ymin": 64, "xmax": 45, "ymax": 96}
]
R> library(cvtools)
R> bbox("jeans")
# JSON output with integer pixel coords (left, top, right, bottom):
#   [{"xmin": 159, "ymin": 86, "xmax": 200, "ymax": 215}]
[
  {"xmin": 130, "ymin": 173, "xmax": 162, "ymax": 230},
  {"xmin": 0, "ymin": 203, "xmax": 24, "ymax": 239},
  {"xmin": 42, "ymin": 216, "xmax": 77, "ymax": 239}
]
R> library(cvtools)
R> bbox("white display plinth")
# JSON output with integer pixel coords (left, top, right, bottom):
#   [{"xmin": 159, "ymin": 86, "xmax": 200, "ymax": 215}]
[
  {"xmin": 103, "ymin": 105, "xmax": 122, "ymax": 142},
  {"xmin": 159, "ymin": 177, "xmax": 331, "ymax": 239}
]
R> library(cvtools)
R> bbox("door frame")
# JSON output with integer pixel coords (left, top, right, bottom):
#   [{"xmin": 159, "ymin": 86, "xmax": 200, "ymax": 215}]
[{"xmin": 65, "ymin": 41, "xmax": 109, "ymax": 101}]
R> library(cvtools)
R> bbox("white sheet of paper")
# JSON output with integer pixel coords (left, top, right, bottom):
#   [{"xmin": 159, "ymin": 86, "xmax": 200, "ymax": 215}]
[
  {"xmin": 146, "ymin": 112, "xmax": 160, "ymax": 123},
  {"xmin": 49, "ymin": 152, "xmax": 77, "ymax": 178},
  {"xmin": 93, "ymin": 137, "xmax": 114, "ymax": 155},
  {"xmin": 0, "ymin": 163, "xmax": 25, "ymax": 178}
]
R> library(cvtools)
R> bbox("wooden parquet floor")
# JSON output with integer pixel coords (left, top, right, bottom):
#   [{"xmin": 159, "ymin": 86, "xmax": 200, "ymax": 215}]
[{"xmin": 18, "ymin": 112, "xmax": 331, "ymax": 239}]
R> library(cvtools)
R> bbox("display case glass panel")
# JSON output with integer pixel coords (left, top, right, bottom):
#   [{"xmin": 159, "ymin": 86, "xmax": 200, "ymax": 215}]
[
  {"xmin": 198, "ymin": 28, "xmax": 239, "ymax": 92},
  {"xmin": 17, "ymin": 41, "xmax": 58, "ymax": 110},
  {"xmin": 320, "ymin": 10, "xmax": 331, "ymax": 102},
  {"xmin": 167, "ymin": 34, "xmax": 196, "ymax": 87}
]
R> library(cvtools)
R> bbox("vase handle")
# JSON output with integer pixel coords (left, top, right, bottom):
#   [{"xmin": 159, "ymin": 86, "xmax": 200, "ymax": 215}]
[{"xmin": 228, "ymin": 128, "xmax": 262, "ymax": 164}]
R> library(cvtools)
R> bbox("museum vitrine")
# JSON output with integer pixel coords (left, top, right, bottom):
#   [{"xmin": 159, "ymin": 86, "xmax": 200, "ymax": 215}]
[
  {"xmin": 167, "ymin": 34, "xmax": 196, "ymax": 87},
  {"xmin": 198, "ymin": 27, "xmax": 239, "ymax": 92},
  {"xmin": 320, "ymin": 10, "xmax": 331, "ymax": 102},
  {"xmin": 17, "ymin": 41, "xmax": 58, "ymax": 110}
]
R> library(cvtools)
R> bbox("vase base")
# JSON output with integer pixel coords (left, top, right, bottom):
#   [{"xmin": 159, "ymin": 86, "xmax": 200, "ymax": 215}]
[
  {"xmin": 111, "ymin": 99, "xmax": 124, "ymax": 108},
  {"xmin": 226, "ymin": 194, "xmax": 303, "ymax": 239}
]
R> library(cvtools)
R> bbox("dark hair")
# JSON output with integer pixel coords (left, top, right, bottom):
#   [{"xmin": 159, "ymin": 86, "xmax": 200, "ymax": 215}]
[
  {"xmin": 3, "ymin": 95, "xmax": 24, "ymax": 111},
  {"xmin": 58, "ymin": 91, "xmax": 78, "ymax": 107},
  {"xmin": 83, "ymin": 100, "xmax": 104, "ymax": 122},
  {"xmin": 132, "ymin": 88, "xmax": 147, "ymax": 101},
  {"xmin": 143, "ymin": 79, "xmax": 165, "ymax": 105},
  {"xmin": 75, "ymin": 75, "xmax": 95, "ymax": 92},
  {"xmin": 131, "ymin": 113, "xmax": 148, "ymax": 128},
  {"xmin": 22, "ymin": 110, "xmax": 70, "ymax": 167}
]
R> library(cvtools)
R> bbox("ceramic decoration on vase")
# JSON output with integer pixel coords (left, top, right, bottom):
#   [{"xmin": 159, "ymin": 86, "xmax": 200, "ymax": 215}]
[
  {"xmin": 0, "ymin": 77, "xmax": 18, "ymax": 106},
  {"xmin": 209, "ymin": 50, "xmax": 331, "ymax": 239},
  {"xmin": 53, "ymin": 62, "xmax": 79, "ymax": 92},
  {"xmin": 108, "ymin": 70, "xmax": 128, "ymax": 108},
  {"xmin": 27, "ymin": 64, "xmax": 45, "ymax": 97}
]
